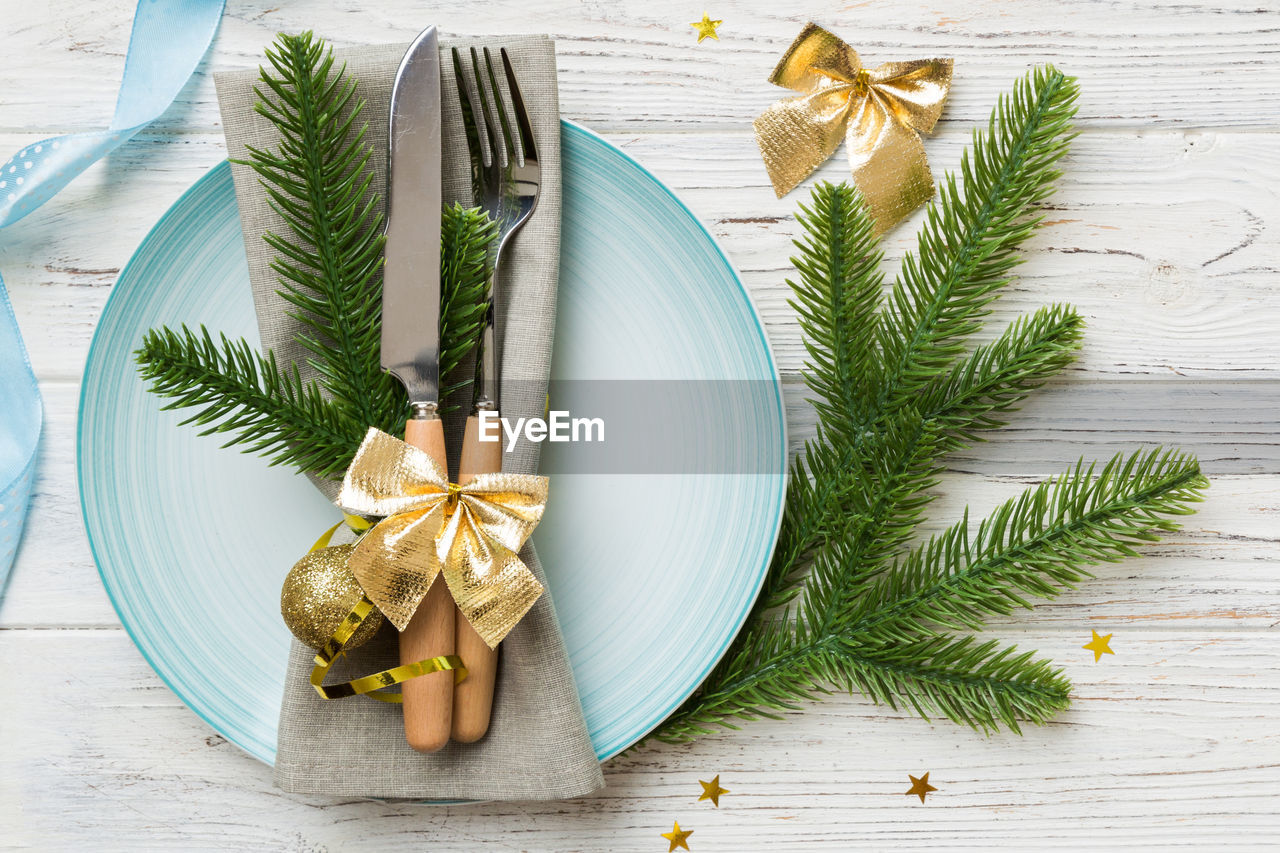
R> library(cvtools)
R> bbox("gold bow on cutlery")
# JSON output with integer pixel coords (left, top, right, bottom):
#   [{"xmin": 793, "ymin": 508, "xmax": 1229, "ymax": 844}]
[
  {"xmin": 754, "ymin": 22, "xmax": 953, "ymax": 231},
  {"xmin": 339, "ymin": 427, "xmax": 547, "ymax": 649}
]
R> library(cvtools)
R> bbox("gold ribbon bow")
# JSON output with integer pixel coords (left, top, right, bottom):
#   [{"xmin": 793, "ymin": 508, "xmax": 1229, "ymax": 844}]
[
  {"xmin": 338, "ymin": 427, "xmax": 547, "ymax": 649},
  {"xmin": 753, "ymin": 22, "xmax": 953, "ymax": 232}
]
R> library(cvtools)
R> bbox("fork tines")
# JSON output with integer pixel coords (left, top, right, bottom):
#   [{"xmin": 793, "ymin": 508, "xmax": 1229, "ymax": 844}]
[
  {"xmin": 449, "ymin": 44, "xmax": 542, "ymax": 412},
  {"xmin": 452, "ymin": 47, "xmax": 539, "ymax": 177}
]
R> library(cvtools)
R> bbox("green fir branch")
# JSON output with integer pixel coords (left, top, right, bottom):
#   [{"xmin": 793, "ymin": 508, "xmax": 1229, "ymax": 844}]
[
  {"xmin": 788, "ymin": 182, "xmax": 885, "ymax": 437},
  {"xmin": 440, "ymin": 203, "xmax": 498, "ymax": 394},
  {"xmin": 831, "ymin": 635, "xmax": 1072, "ymax": 734},
  {"xmin": 752, "ymin": 184, "xmax": 886, "ymax": 613},
  {"xmin": 874, "ymin": 65, "xmax": 1079, "ymax": 418},
  {"xmin": 921, "ymin": 304, "xmax": 1084, "ymax": 439},
  {"xmin": 649, "ymin": 66, "xmax": 1208, "ymax": 746},
  {"xmin": 850, "ymin": 449, "xmax": 1207, "ymax": 643},
  {"xmin": 242, "ymin": 31, "xmax": 404, "ymax": 432},
  {"xmin": 135, "ymin": 326, "xmax": 365, "ymax": 479},
  {"xmin": 136, "ymin": 32, "xmax": 493, "ymax": 480}
]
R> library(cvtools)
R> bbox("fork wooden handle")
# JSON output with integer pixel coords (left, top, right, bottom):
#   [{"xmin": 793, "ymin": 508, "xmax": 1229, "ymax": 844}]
[
  {"xmin": 399, "ymin": 417, "xmax": 455, "ymax": 753},
  {"xmin": 452, "ymin": 412, "xmax": 502, "ymax": 742}
]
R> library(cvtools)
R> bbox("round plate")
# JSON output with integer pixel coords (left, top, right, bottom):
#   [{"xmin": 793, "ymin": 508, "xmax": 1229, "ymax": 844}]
[{"xmin": 79, "ymin": 122, "xmax": 785, "ymax": 764}]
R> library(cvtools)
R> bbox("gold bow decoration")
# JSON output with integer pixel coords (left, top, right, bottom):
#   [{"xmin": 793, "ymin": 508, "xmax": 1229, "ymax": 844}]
[
  {"xmin": 753, "ymin": 22, "xmax": 953, "ymax": 232},
  {"xmin": 338, "ymin": 427, "xmax": 547, "ymax": 649}
]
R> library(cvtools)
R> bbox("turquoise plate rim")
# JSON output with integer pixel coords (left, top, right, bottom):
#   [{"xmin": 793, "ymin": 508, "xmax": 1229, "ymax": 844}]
[{"xmin": 78, "ymin": 119, "xmax": 787, "ymax": 765}]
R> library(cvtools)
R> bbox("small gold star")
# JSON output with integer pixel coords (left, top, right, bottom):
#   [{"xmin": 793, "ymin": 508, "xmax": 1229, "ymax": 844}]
[
  {"xmin": 905, "ymin": 772, "xmax": 937, "ymax": 803},
  {"xmin": 698, "ymin": 774, "xmax": 729, "ymax": 807},
  {"xmin": 1083, "ymin": 629, "xmax": 1115, "ymax": 662},
  {"xmin": 690, "ymin": 13, "xmax": 722, "ymax": 43},
  {"xmin": 662, "ymin": 820, "xmax": 694, "ymax": 851}
]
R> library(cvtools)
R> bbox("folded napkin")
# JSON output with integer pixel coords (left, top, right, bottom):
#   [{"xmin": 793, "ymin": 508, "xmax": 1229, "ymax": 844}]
[{"xmin": 214, "ymin": 36, "xmax": 604, "ymax": 800}]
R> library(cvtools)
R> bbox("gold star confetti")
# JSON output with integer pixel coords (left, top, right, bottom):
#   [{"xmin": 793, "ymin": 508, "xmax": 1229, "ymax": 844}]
[
  {"xmin": 905, "ymin": 772, "xmax": 937, "ymax": 803},
  {"xmin": 689, "ymin": 13, "xmax": 722, "ymax": 43},
  {"xmin": 1083, "ymin": 629, "xmax": 1115, "ymax": 662},
  {"xmin": 662, "ymin": 820, "xmax": 694, "ymax": 851},
  {"xmin": 698, "ymin": 774, "xmax": 729, "ymax": 807}
]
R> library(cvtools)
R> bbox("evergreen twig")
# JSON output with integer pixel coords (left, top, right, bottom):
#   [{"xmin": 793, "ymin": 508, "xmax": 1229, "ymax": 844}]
[
  {"xmin": 136, "ymin": 32, "xmax": 494, "ymax": 479},
  {"xmin": 650, "ymin": 66, "xmax": 1208, "ymax": 745},
  {"xmin": 243, "ymin": 32, "xmax": 400, "ymax": 431}
]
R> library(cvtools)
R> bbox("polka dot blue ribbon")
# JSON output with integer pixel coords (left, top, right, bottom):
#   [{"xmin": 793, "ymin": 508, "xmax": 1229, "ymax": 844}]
[{"xmin": 0, "ymin": 0, "xmax": 224, "ymax": 597}]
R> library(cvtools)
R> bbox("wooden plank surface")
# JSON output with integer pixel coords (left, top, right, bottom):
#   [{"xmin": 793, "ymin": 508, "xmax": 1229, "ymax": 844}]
[
  {"xmin": 4, "ymin": 128, "xmax": 1279, "ymax": 380},
  {"xmin": 1, "ymin": 0, "xmax": 1279, "ymax": 130},
  {"xmin": 2, "ymin": 630, "xmax": 1278, "ymax": 849},
  {"xmin": 1, "ymin": 0, "xmax": 1277, "ymax": 849}
]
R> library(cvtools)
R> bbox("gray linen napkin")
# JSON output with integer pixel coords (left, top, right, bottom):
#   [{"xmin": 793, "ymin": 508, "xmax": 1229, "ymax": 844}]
[{"xmin": 214, "ymin": 36, "xmax": 604, "ymax": 800}]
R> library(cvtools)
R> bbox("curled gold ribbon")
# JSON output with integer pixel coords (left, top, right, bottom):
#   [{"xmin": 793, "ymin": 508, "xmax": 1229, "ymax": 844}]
[
  {"xmin": 754, "ymin": 22, "xmax": 953, "ymax": 232},
  {"xmin": 305, "ymin": 514, "xmax": 467, "ymax": 703},
  {"xmin": 310, "ymin": 512, "xmax": 373, "ymax": 551},
  {"xmin": 338, "ymin": 427, "xmax": 547, "ymax": 649},
  {"xmin": 309, "ymin": 593, "xmax": 467, "ymax": 703}
]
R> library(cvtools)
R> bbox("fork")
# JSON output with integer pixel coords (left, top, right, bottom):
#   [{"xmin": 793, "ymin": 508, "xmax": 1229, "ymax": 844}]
[{"xmin": 450, "ymin": 45, "xmax": 542, "ymax": 743}]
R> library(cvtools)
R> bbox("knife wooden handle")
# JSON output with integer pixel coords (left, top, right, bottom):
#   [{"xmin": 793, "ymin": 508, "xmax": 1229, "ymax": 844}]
[
  {"xmin": 452, "ymin": 412, "xmax": 503, "ymax": 742},
  {"xmin": 400, "ymin": 417, "xmax": 454, "ymax": 753}
]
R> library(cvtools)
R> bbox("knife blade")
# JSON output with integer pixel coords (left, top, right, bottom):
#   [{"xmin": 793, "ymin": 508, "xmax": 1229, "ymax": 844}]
[
  {"xmin": 384, "ymin": 25, "xmax": 442, "ymax": 414},
  {"xmin": 384, "ymin": 25, "xmax": 455, "ymax": 754}
]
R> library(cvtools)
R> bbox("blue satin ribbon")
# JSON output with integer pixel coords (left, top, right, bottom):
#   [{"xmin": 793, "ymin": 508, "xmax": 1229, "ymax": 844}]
[{"xmin": 0, "ymin": 0, "xmax": 224, "ymax": 597}]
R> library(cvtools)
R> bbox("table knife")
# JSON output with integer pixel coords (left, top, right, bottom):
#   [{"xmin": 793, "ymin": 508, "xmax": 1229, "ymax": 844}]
[{"xmin": 383, "ymin": 24, "xmax": 453, "ymax": 753}]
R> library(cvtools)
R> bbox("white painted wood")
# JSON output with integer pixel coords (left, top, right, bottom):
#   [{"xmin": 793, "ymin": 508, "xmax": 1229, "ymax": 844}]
[
  {"xmin": 1, "ymin": 0, "xmax": 1279, "ymax": 132},
  {"xmin": 1, "ymin": 0, "xmax": 1278, "ymax": 848},
  {"xmin": 4, "ymin": 128, "xmax": 1279, "ymax": 381},
  {"xmin": 2, "ymin": 630, "xmax": 1278, "ymax": 849}
]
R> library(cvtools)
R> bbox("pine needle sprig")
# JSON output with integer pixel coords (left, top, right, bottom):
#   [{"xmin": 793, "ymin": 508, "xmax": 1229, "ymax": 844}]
[
  {"xmin": 849, "ymin": 449, "xmax": 1206, "ymax": 643},
  {"xmin": 921, "ymin": 304, "xmax": 1084, "ymax": 439},
  {"xmin": 440, "ymin": 203, "xmax": 498, "ymax": 395},
  {"xmin": 649, "ymin": 66, "xmax": 1208, "ymax": 746},
  {"xmin": 875, "ymin": 65, "xmax": 1079, "ymax": 419},
  {"xmin": 833, "ymin": 634, "xmax": 1072, "ymax": 733},
  {"xmin": 137, "ymin": 32, "xmax": 494, "ymax": 481},
  {"xmin": 242, "ymin": 31, "xmax": 403, "ymax": 432},
  {"xmin": 789, "ymin": 182, "xmax": 885, "ymax": 437},
  {"xmin": 771, "ymin": 66, "xmax": 1087, "ymax": 622},
  {"xmin": 751, "ymin": 185, "xmax": 888, "ymax": 614},
  {"xmin": 136, "ymin": 326, "xmax": 365, "ymax": 479}
]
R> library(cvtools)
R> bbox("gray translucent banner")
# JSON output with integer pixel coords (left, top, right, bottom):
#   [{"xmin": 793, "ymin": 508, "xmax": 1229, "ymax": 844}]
[
  {"xmin": 493, "ymin": 379, "xmax": 786, "ymax": 475},
  {"xmin": 506, "ymin": 377, "xmax": 1280, "ymax": 477}
]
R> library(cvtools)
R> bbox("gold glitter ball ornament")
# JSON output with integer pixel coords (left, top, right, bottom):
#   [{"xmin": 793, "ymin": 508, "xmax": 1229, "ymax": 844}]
[{"xmin": 281, "ymin": 544, "xmax": 384, "ymax": 650}]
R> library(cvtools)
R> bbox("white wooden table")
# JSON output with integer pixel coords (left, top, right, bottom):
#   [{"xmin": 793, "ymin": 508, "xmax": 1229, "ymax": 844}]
[{"xmin": 2, "ymin": 0, "xmax": 1278, "ymax": 849}]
